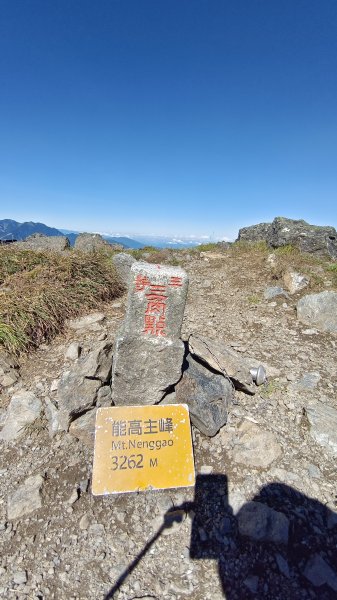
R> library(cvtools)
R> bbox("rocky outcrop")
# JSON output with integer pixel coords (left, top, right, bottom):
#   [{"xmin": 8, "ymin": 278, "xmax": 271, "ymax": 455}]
[
  {"xmin": 16, "ymin": 233, "xmax": 70, "ymax": 252},
  {"xmin": 74, "ymin": 233, "xmax": 123, "ymax": 252},
  {"xmin": 238, "ymin": 217, "xmax": 337, "ymax": 259}
]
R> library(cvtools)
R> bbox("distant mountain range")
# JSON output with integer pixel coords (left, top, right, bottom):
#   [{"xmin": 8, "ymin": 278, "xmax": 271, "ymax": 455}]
[
  {"xmin": 0, "ymin": 220, "xmax": 144, "ymax": 249},
  {"xmin": 0, "ymin": 219, "xmax": 214, "ymax": 249},
  {"xmin": 0, "ymin": 219, "xmax": 63, "ymax": 241}
]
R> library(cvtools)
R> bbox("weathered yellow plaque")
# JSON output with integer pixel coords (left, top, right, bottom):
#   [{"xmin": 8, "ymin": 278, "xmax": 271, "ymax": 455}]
[{"xmin": 92, "ymin": 404, "xmax": 195, "ymax": 495}]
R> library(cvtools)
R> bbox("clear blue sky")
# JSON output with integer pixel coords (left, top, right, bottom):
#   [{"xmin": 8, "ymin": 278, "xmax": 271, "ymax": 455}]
[{"xmin": 1, "ymin": 0, "xmax": 337, "ymax": 239}]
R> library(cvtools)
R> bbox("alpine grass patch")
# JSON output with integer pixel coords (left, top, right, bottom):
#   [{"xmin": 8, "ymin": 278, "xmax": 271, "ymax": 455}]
[{"xmin": 0, "ymin": 248, "xmax": 124, "ymax": 354}]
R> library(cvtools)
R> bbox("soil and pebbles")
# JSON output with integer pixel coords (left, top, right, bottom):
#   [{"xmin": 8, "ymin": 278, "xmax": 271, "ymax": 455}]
[{"xmin": 0, "ymin": 249, "xmax": 337, "ymax": 599}]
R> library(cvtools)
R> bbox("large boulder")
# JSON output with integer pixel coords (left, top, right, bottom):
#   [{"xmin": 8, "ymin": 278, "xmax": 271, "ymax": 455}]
[
  {"xmin": 238, "ymin": 217, "xmax": 337, "ymax": 259},
  {"xmin": 17, "ymin": 233, "xmax": 70, "ymax": 252},
  {"xmin": 74, "ymin": 233, "xmax": 123, "ymax": 253},
  {"xmin": 297, "ymin": 291, "xmax": 337, "ymax": 333},
  {"xmin": 173, "ymin": 355, "xmax": 234, "ymax": 436}
]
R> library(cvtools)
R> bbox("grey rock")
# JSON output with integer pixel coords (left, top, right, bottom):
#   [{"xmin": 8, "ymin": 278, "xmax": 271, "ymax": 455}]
[
  {"xmin": 188, "ymin": 334, "xmax": 256, "ymax": 394},
  {"xmin": 283, "ymin": 270, "xmax": 309, "ymax": 294},
  {"xmin": 264, "ymin": 286, "xmax": 289, "ymax": 300},
  {"xmin": 77, "ymin": 341, "xmax": 113, "ymax": 383},
  {"xmin": 7, "ymin": 474, "xmax": 44, "ymax": 520},
  {"xmin": 69, "ymin": 409, "xmax": 96, "ymax": 447},
  {"xmin": 65, "ymin": 342, "xmax": 81, "ymax": 360},
  {"xmin": 173, "ymin": 355, "xmax": 234, "ymax": 436},
  {"xmin": 238, "ymin": 216, "xmax": 337, "ymax": 259},
  {"xmin": 0, "ymin": 352, "xmax": 20, "ymax": 389},
  {"xmin": 0, "ymin": 408, "xmax": 6, "ymax": 427},
  {"xmin": 232, "ymin": 420, "xmax": 282, "ymax": 468},
  {"xmin": 305, "ymin": 401, "xmax": 337, "ymax": 456},
  {"xmin": 96, "ymin": 385, "xmax": 112, "ymax": 407},
  {"xmin": 0, "ymin": 371, "xmax": 19, "ymax": 388},
  {"xmin": 302, "ymin": 554, "xmax": 337, "ymax": 591},
  {"xmin": 243, "ymin": 576, "xmax": 259, "ymax": 593},
  {"xmin": 112, "ymin": 335, "xmax": 185, "ymax": 405},
  {"xmin": 16, "ymin": 233, "xmax": 70, "ymax": 252},
  {"xmin": 295, "ymin": 372, "xmax": 321, "ymax": 390},
  {"xmin": 50, "ymin": 379, "xmax": 59, "ymax": 392},
  {"xmin": 13, "ymin": 571, "xmax": 27, "ymax": 585},
  {"xmin": 0, "ymin": 390, "xmax": 42, "ymax": 442},
  {"xmin": 237, "ymin": 501, "xmax": 289, "ymax": 544},
  {"xmin": 57, "ymin": 371, "xmax": 101, "ymax": 430},
  {"xmin": 297, "ymin": 291, "xmax": 337, "ymax": 333},
  {"xmin": 74, "ymin": 232, "xmax": 119, "ymax": 253},
  {"xmin": 44, "ymin": 397, "xmax": 61, "ymax": 437},
  {"xmin": 275, "ymin": 554, "xmax": 290, "ymax": 578},
  {"xmin": 68, "ymin": 312, "xmax": 106, "ymax": 330},
  {"xmin": 79, "ymin": 513, "xmax": 91, "ymax": 530},
  {"xmin": 307, "ymin": 463, "xmax": 321, "ymax": 479},
  {"xmin": 112, "ymin": 252, "xmax": 136, "ymax": 286}
]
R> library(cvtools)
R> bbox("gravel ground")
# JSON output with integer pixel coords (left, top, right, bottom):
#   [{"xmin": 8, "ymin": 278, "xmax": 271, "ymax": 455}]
[{"xmin": 0, "ymin": 250, "xmax": 336, "ymax": 599}]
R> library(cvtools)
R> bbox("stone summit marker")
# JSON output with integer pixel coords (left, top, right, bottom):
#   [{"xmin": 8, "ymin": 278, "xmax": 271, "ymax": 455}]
[
  {"xmin": 92, "ymin": 261, "xmax": 193, "ymax": 495},
  {"xmin": 111, "ymin": 262, "xmax": 189, "ymax": 406}
]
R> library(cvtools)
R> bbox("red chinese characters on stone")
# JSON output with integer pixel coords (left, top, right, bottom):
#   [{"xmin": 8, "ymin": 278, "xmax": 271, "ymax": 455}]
[
  {"xmin": 169, "ymin": 276, "xmax": 183, "ymax": 287},
  {"xmin": 144, "ymin": 283, "xmax": 167, "ymax": 336},
  {"xmin": 134, "ymin": 274, "xmax": 183, "ymax": 337}
]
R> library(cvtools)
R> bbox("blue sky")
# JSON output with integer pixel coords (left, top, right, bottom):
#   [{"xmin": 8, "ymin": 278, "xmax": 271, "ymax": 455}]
[{"xmin": 1, "ymin": 0, "xmax": 337, "ymax": 240}]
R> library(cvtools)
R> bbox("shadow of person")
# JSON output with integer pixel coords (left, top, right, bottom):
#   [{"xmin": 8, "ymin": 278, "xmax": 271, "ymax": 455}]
[
  {"xmin": 189, "ymin": 475, "xmax": 337, "ymax": 599},
  {"xmin": 104, "ymin": 474, "xmax": 337, "ymax": 599}
]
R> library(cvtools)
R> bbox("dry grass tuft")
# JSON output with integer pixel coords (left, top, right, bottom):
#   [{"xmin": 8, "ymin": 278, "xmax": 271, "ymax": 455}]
[{"xmin": 0, "ymin": 248, "xmax": 124, "ymax": 354}]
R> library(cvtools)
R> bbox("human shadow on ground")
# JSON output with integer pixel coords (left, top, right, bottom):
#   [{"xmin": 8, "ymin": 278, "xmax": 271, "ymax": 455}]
[{"xmin": 104, "ymin": 474, "xmax": 337, "ymax": 599}]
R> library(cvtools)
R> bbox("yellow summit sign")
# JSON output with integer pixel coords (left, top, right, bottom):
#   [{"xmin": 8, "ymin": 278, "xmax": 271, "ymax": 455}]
[{"xmin": 92, "ymin": 404, "xmax": 195, "ymax": 495}]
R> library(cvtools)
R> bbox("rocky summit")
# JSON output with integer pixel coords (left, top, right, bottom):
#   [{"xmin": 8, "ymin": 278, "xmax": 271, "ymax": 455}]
[
  {"xmin": 0, "ymin": 241, "xmax": 337, "ymax": 600},
  {"xmin": 238, "ymin": 216, "xmax": 337, "ymax": 259}
]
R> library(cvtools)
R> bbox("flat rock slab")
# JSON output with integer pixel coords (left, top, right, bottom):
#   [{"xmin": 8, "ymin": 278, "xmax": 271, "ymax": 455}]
[
  {"xmin": 264, "ymin": 286, "xmax": 289, "ymax": 300},
  {"xmin": 174, "ymin": 355, "xmax": 234, "ymax": 436},
  {"xmin": 0, "ymin": 390, "xmax": 41, "ymax": 442},
  {"xmin": 231, "ymin": 420, "xmax": 282, "ymax": 468},
  {"xmin": 305, "ymin": 402, "xmax": 337, "ymax": 456},
  {"xmin": 188, "ymin": 334, "xmax": 255, "ymax": 394},
  {"xmin": 68, "ymin": 312, "xmax": 106, "ymax": 331},
  {"xmin": 112, "ymin": 335, "xmax": 185, "ymax": 405},
  {"xmin": 237, "ymin": 501, "xmax": 289, "ymax": 544},
  {"xmin": 7, "ymin": 474, "xmax": 44, "ymax": 520},
  {"xmin": 297, "ymin": 291, "xmax": 337, "ymax": 333}
]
